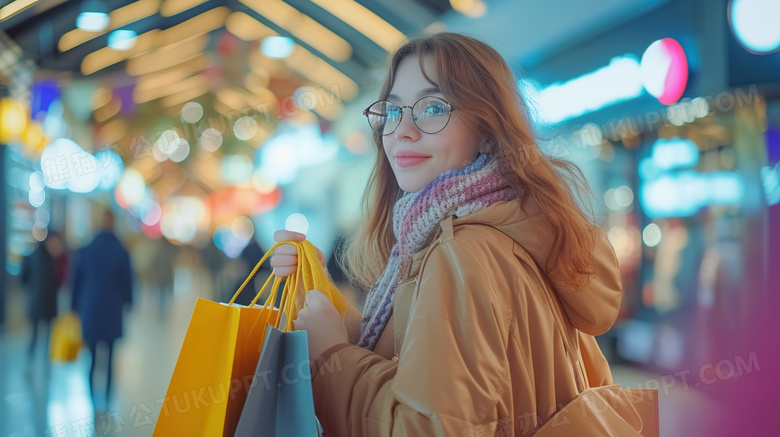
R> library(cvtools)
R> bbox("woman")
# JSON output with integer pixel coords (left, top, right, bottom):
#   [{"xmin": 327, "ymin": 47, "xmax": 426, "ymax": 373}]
[
  {"xmin": 271, "ymin": 33, "xmax": 623, "ymax": 436},
  {"xmin": 21, "ymin": 231, "xmax": 67, "ymax": 362}
]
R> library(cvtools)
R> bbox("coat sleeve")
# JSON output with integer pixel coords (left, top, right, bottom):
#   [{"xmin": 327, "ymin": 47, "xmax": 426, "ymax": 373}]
[{"xmin": 312, "ymin": 239, "xmax": 509, "ymax": 436}]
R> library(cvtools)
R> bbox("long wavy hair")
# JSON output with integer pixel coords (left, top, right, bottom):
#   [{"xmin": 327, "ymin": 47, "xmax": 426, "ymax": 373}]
[{"xmin": 338, "ymin": 32, "xmax": 596, "ymax": 293}]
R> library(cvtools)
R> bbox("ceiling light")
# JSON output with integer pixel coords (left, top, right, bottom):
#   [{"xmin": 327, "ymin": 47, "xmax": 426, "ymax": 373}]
[
  {"xmin": 108, "ymin": 30, "xmax": 138, "ymax": 50},
  {"xmin": 126, "ymin": 35, "xmax": 209, "ymax": 76},
  {"xmin": 449, "ymin": 0, "xmax": 487, "ymax": 18},
  {"xmin": 284, "ymin": 45, "xmax": 358, "ymax": 100},
  {"xmin": 60, "ymin": 0, "xmax": 160, "ymax": 52},
  {"xmin": 729, "ymin": 0, "xmax": 780, "ymax": 54},
  {"xmin": 80, "ymin": 30, "xmax": 159, "ymax": 75},
  {"xmin": 77, "ymin": 0, "xmax": 110, "ymax": 32},
  {"xmin": 161, "ymin": 0, "xmax": 207, "ymax": 17},
  {"xmin": 261, "ymin": 36, "xmax": 294, "ymax": 58},
  {"xmin": 225, "ymin": 11, "xmax": 276, "ymax": 41},
  {"xmin": 0, "ymin": 0, "xmax": 39, "ymax": 21},
  {"xmin": 307, "ymin": 0, "xmax": 404, "ymax": 52},
  {"xmin": 239, "ymin": 0, "xmax": 352, "ymax": 62}
]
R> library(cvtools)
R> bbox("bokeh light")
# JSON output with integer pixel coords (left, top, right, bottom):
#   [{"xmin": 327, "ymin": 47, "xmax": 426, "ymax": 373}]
[
  {"xmin": 32, "ymin": 223, "xmax": 48, "ymax": 241},
  {"xmin": 233, "ymin": 116, "xmax": 258, "ymax": 141},
  {"xmin": 285, "ymin": 213, "xmax": 309, "ymax": 234},
  {"xmin": 199, "ymin": 128, "xmax": 223, "ymax": 152},
  {"xmin": 220, "ymin": 155, "xmax": 253, "ymax": 185},
  {"xmin": 231, "ymin": 216, "xmax": 255, "ymax": 240},
  {"xmin": 643, "ymin": 223, "xmax": 663, "ymax": 247},
  {"xmin": 108, "ymin": 30, "xmax": 137, "ymax": 50},
  {"xmin": 261, "ymin": 36, "xmax": 295, "ymax": 58},
  {"xmin": 169, "ymin": 138, "xmax": 191, "ymax": 163},
  {"xmin": 180, "ymin": 102, "xmax": 204, "ymax": 124},
  {"xmin": 729, "ymin": 0, "xmax": 780, "ymax": 54}
]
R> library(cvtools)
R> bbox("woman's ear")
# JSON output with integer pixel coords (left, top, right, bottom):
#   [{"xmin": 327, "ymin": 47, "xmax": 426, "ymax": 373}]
[{"xmin": 480, "ymin": 135, "xmax": 495, "ymax": 154}]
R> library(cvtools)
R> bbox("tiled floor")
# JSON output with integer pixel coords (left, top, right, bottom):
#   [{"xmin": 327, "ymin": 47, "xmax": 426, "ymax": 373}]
[
  {"xmin": 2, "ymin": 282, "xmax": 196, "ymax": 437},
  {"xmin": 1, "ymin": 282, "xmax": 717, "ymax": 436}
]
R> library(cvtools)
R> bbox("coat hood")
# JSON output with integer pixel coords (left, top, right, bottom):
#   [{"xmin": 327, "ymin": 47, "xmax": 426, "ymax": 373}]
[{"xmin": 451, "ymin": 199, "xmax": 623, "ymax": 336}]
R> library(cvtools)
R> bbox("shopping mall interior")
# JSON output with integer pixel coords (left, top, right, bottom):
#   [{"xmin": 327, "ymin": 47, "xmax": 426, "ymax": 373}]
[{"xmin": 1, "ymin": 0, "xmax": 778, "ymax": 435}]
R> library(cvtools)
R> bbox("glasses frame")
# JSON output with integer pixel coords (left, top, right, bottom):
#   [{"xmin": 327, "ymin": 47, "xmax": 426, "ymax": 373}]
[{"xmin": 362, "ymin": 95, "xmax": 456, "ymax": 136}]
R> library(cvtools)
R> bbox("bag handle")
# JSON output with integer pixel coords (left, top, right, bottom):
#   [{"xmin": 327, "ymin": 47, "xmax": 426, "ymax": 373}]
[
  {"xmin": 538, "ymin": 279, "xmax": 586, "ymax": 393},
  {"xmin": 275, "ymin": 240, "xmax": 346, "ymax": 331},
  {"xmin": 227, "ymin": 240, "xmax": 347, "ymax": 340}
]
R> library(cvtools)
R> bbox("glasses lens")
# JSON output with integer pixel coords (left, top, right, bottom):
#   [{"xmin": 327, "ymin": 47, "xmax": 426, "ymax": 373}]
[
  {"xmin": 413, "ymin": 97, "xmax": 451, "ymax": 133},
  {"xmin": 366, "ymin": 101, "xmax": 401, "ymax": 135}
]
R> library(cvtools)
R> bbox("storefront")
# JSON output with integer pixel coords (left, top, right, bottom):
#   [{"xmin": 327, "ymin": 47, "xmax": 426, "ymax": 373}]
[{"xmin": 515, "ymin": 0, "xmax": 777, "ymax": 373}]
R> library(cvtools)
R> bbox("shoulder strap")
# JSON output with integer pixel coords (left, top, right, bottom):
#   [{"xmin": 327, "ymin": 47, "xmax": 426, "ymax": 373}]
[{"xmin": 513, "ymin": 242, "xmax": 586, "ymax": 393}]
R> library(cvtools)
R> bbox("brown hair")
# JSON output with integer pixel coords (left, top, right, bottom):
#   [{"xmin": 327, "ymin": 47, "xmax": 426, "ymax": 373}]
[{"xmin": 338, "ymin": 32, "xmax": 596, "ymax": 292}]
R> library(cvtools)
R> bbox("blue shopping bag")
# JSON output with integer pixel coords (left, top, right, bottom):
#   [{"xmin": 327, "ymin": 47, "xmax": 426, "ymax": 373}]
[{"xmin": 234, "ymin": 325, "xmax": 322, "ymax": 436}]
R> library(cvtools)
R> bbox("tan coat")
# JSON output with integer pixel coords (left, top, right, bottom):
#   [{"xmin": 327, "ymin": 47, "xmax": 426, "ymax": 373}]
[{"xmin": 312, "ymin": 199, "xmax": 623, "ymax": 436}]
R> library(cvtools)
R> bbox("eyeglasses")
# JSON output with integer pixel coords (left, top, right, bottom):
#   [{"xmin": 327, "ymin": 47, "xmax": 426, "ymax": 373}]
[{"xmin": 363, "ymin": 96, "xmax": 455, "ymax": 136}]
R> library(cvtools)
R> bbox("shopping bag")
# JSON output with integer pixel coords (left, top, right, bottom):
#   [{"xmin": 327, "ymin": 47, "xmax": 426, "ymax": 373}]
[
  {"xmin": 533, "ymin": 385, "xmax": 659, "ymax": 436},
  {"xmin": 530, "ymin": 253, "xmax": 660, "ymax": 437},
  {"xmin": 49, "ymin": 313, "xmax": 82, "ymax": 362},
  {"xmin": 153, "ymin": 239, "xmax": 342, "ymax": 436},
  {"xmin": 153, "ymin": 265, "xmax": 282, "ymax": 436},
  {"xmin": 233, "ymin": 239, "xmax": 343, "ymax": 436},
  {"xmin": 234, "ymin": 327, "xmax": 322, "ymax": 436}
]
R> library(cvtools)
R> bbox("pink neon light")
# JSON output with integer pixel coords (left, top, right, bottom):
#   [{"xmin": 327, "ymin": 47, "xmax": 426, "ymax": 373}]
[{"xmin": 658, "ymin": 38, "xmax": 689, "ymax": 105}]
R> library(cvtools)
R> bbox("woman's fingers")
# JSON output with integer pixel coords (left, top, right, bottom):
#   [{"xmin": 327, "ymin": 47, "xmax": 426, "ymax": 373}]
[
  {"xmin": 272, "ymin": 244, "xmax": 299, "ymax": 256},
  {"xmin": 273, "ymin": 230, "xmax": 306, "ymax": 243},
  {"xmin": 270, "ymin": 253, "xmax": 297, "ymax": 277},
  {"xmin": 269, "ymin": 254, "xmax": 297, "ymax": 267},
  {"xmin": 273, "ymin": 266, "xmax": 297, "ymax": 277},
  {"xmin": 270, "ymin": 229, "xmax": 328, "ymax": 276},
  {"xmin": 314, "ymin": 247, "xmax": 326, "ymax": 268}
]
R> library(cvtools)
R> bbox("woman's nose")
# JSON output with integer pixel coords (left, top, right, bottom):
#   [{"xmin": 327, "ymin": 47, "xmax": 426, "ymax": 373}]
[{"xmin": 394, "ymin": 108, "xmax": 421, "ymax": 141}]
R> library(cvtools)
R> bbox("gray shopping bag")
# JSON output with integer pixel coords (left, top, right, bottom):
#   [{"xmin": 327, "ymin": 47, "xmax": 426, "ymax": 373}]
[{"xmin": 234, "ymin": 325, "xmax": 322, "ymax": 436}]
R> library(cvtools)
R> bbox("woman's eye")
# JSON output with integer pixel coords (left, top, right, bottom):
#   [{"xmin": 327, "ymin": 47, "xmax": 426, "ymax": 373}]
[{"xmin": 425, "ymin": 104, "xmax": 445, "ymax": 114}]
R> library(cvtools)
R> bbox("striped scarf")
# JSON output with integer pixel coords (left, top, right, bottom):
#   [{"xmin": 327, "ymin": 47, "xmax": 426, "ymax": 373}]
[{"xmin": 358, "ymin": 153, "xmax": 518, "ymax": 350}]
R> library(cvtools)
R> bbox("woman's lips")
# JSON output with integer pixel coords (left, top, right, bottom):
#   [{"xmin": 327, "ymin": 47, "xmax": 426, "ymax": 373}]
[{"xmin": 395, "ymin": 156, "xmax": 431, "ymax": 168}]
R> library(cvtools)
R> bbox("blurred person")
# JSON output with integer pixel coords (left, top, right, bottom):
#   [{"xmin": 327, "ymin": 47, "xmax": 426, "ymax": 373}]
[
  {"xmin": 202, "ymin": 239, "xmax": 228, "ymax": 301},
  {"xmin": 71, "ymin": 209, "xmax": 133, "ymax": 405},
  {"xmin": 150, "ymin": 237, "xmax": 176, "ymax": 318},
  {"xmin": 20, "ymin": 231, "xmax": 68, "ymax": 363},
  {"xmin": 271, "ymin": 33, "xmax": 624, "ymax": 436}
]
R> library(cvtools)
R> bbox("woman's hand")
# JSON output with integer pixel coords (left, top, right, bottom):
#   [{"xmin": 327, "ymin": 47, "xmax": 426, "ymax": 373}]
[
  {"xmin": 294, "ymin": 290, "xmax": 348, "ymax": 360},
  {"xmin": 270, "ymin": 230, "xmax": 330, "ymax": 280}
]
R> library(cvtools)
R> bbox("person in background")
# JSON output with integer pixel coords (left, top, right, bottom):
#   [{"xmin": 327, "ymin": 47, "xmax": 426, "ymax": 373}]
[
  {"xmin": 20, "ymin": 231, "xmax": 67, "ymax": 363},
  {"xmin": 71, "ymin": 209, "xmax": 133, "ymax": 406},
  {"xmin": 149, "ymin": 237, "xmax": 176, "ymax": 318}
]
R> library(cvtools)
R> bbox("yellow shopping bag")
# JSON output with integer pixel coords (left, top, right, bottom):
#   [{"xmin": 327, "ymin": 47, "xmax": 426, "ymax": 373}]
[
  {"xmin": 153, "ymin": 239, "xmax": 346, "ymax": 436},
  {"xmin": 49, "ymin": 313, "xmax": 82, "ymax": 362},
  {"xmin": 153, "ymin": 270, "xmax": 280, "ymax": 435}
]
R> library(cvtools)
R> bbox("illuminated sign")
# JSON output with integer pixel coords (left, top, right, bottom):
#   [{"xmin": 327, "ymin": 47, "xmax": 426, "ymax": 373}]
[
  {"xmin": 525, "ymin": 38, "xmax": 690, "ymax": 124},
  {"xmin": 641, "ymin": 38, "xmax": 689, "ymax": 105},
  {"xmin": 639, "ymin": 138, "xmax": 744, "ymax": 218},
  {"xmin": 729, "ymin": 0, "xmax": 780, "ymax": 54}
]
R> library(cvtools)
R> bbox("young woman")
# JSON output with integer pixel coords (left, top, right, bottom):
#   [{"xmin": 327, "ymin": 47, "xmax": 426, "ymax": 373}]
[{"xmin": 271, "ymin": 33, "xmax": 623, "ymax": 436}]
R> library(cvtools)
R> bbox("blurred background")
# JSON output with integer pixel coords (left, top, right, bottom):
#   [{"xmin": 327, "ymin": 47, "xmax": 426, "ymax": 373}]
[{"xmin": 0, "ymin": 0, "xmax": 778, "ymax": 435}]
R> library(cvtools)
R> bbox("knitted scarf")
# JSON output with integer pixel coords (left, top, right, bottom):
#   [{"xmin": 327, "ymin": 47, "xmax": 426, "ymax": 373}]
[{"xmin": 357, "ymin": 153, "xmax": 519, "ymax": 350}]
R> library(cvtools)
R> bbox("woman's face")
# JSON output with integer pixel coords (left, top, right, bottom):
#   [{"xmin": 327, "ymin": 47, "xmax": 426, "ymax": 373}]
[{"xmin": 382, "ymin": 55, "xmax": 483, "ymax": 193}]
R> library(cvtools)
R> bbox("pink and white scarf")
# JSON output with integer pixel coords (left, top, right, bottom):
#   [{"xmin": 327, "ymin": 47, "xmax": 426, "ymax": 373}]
[{"xmin": 358, "ymin": 153, "xmax": 518, "ymax": 350}]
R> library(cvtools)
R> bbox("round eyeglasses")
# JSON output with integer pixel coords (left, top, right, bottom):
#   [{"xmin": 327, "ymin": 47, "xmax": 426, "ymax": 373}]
[{"xmin": 362, "ymin": 96, "xmax": 455, "ymax": 136}]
